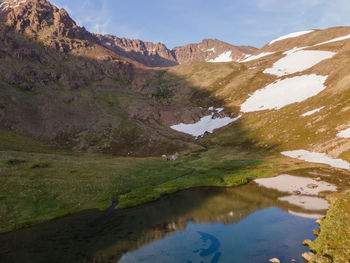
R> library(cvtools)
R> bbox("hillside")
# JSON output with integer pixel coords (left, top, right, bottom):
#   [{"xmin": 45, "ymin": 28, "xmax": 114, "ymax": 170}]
[
  {"xmin": 0, "ymin": 0, "xmax": 229, "ymax": 156},
  {"xmin": 163, "ymin": 27, "xmax": 350, "ymax": 163},
  {"xmin": 1, "ymin": 1, "xmax": 350, "ymax": 261}
]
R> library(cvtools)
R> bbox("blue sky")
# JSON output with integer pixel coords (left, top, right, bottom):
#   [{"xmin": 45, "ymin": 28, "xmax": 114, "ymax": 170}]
[{"xmin": 50, "ymin": 0, "xmax": 350, "ymax": 49}]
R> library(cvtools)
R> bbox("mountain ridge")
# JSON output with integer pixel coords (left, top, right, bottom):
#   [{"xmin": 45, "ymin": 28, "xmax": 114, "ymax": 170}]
[{"xmin": 98, "ymin": 34, "xmax": 257, "ymax": 67}]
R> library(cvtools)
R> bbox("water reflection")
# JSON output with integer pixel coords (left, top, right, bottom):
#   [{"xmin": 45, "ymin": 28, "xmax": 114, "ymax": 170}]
[{"xmin": 0, "ymin": 182, "xmax": 322, "ymax": 263}]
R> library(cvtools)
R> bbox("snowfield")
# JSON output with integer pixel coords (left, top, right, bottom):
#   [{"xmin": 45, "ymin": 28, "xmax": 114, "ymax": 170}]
[
  {"xmin": 337, "ymin": 127, "xmax": 350, "ymax": 138},
  {"xmin": 268, "ymin": 30, "xmax": 314, "ymax": 45},
  {"xmin": 263, "ymin": 49, "xmax": 335, "ymax": 77},
  {"xmin": 207, "ymin": 51, "xmax": 232, "ymax": 63},
  {"xmin": 301, "ymin": 106, "xmax": 325, "ymax": 117},
  {"xmin": 239, "ymin": 52, "xmax": 274, "ymax": 62},
  {"xmin": 315, "ymin": 33, "xmax": 350, "ymax": 46},
  {"xmin": 281, "ymin": 150, "xmax": 350, "ymax": 169},
  {"xmin": 240, "ymin": 74, "xmax": 328, "ymax": 112},
  {"xmin": 170, "ymin": 113, "xmax": 241, "ymax": 137}
]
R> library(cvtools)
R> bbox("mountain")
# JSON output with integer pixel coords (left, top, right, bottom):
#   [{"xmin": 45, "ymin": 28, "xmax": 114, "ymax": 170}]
[
  {"xmin": 0, "ymin": 0, "xmax": 225, "ymax": 156},
  {"xmin": 172, "ymin": 38, "xmax": 257, "ymax": 64},
  {"xmin": 97, "ymin": 34, "xmax": 178, "ymax": 67},
  {"xmin": 163, "ymin": 26, "xmax": 350, "ymax": 159},
  {"xmin": 98, "ymin": 34, "xmax": 257, "ymax": 67}
]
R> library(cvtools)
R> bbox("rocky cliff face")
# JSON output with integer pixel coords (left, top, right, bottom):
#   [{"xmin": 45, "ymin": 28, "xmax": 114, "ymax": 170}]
[
  {"xmin": 97, "ymin": 34, "xmax": 178, "ymax": 67},
  {"xmin": 172, "ymin": 39, "xmax": 257, "ymax": 64},
  {"xmin": 98, "ymin": 35, "xmax": 257, "ymax": 67},
  {"xmin": 0, "ymin": 0, "xmax": 99, "ymax": 52},
  {"xmin": 0, "ymin": 0, "xmax": 222, "ymax": 156}
]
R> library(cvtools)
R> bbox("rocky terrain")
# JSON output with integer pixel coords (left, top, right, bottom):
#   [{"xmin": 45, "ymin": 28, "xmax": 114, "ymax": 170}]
[
  {"xmin": 98, "ymin": 34, "xmax": 257, "ymax": 67},
  {"xmin": 0, "ymin": 0, "xmax": 226, "ymax": 156}
]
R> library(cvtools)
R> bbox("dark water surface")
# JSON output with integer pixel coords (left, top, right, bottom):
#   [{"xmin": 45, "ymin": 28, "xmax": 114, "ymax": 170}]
[{"xmin": 0, "ymin": 183, "xmax": 320, "ymax": 263}]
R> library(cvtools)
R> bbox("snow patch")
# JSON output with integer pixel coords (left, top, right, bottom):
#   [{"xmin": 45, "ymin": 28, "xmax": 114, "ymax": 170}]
[
  {"xmin": 207, "ymin": 51, "xmax": 232, "ymax": 63},
  {"xmin": 254, "ymin": 174, "xmax": 337, "ymax": 195},
  {"xmin": 171, "ymin": 114, "xmax": 241, "ymax": 137},
  {"xmin": 207, "ymin": 48, "xmax": 216, "ymax": 53},
  {"xmin": 0, "ymin": 0, "xmax": 28, "ymax": 10},
  {"xmin": 315, "ymin": 33, "xmax": 350, "ymax": 46},
  {"xmin": 264, "ymin": 50, "xmax": 335, "ymax": 77},
  {"xmin": 301, "ymin": 106, "xmax": 325, "ymax": 117},
  {"xmin": 240, "ymin": 74, "xmax": 328, "ymax": 112},
  {"xmin": 281, "ymin": 150, "xmax": 350, "ymax": 169},
  {"xmin": 239, "ymin": 52, "xmax": 275, "ymax": 62},
  {"xmin": 269, "ymin": 30, "xmax": 314, "ymax": 45},
  {"xmin": 337, "ymin": 127, "xmax": 350, "ymax": 138}
]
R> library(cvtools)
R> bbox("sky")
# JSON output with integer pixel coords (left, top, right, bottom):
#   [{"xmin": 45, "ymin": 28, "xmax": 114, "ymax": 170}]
[{"xmin": 50, "ymin": 0, "xmax": 350, "ymax": 49}]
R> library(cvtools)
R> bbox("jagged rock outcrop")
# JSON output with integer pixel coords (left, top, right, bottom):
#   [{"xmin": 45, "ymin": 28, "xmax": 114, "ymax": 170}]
[
  {"xmin": 98, "ymin": 34, "xmax": 258, "ymax": 67},
  {"xmin": 172, "ymin": 39, "xmax": 257, "ymax": 64},
  {"xmin": 1, "ymin": 0, "xmax": 98, "ymax": 52},
  {"xmin": 97, "ymin": 34, "xmax": 178, "ymax": 67}
]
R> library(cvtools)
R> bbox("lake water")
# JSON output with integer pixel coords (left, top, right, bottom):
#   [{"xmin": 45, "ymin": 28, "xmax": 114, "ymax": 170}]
[{"xmin": 0, "ymin": 183, "xmax": 322, "ymax": 263}]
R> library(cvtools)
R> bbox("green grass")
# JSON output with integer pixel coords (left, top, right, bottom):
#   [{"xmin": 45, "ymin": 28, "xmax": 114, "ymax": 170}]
[
  {"xmin": 0, "ymin": 144, "xmax": 312, "ymax": 233},
  {"xmin": 306, "ymin": 192, "xmax": 350, "ymax": 263}
]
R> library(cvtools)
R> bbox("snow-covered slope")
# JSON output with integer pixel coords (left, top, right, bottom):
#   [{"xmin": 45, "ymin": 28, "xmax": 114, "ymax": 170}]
[
  {"xmin": 240, "ymin": 74, "xmax": 328, "ymax": 112},
  {"xmin": 268, "ymin": 30, "xmax": 314, "ymax": 45},
  {"xmin": 264, "ymin": 49, "xmax": 335, "ymax": 76}
]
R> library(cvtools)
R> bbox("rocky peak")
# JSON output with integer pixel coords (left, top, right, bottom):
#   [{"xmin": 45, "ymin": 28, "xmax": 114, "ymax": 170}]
[
  {"xmin": 1, "ymin": 0, "xmax": 98, "ymax": 52},
  {"xmin": 98, "ymin": 34, "xmax": 257, "ymax": 67},
  {"xmin": 172, "ymin": 39, "xmax": 257, "ymax": 64},
  {"xmin": 97, "ymin": 34, "xmax": 178, "ymax": 67}
]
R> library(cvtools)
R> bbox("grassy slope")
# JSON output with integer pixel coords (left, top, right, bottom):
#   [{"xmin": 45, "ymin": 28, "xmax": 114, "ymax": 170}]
[
  {"xmin": 162, "ymin": 33, "xmax": 350, "ymax": 262},
  {"xmin": 307, "ymin": 192, "xmax": 350, "ymax": 262},
  {"xmin": 0, "ymin": 129, "xmax": 314, "ymax": 233},
  {"xmin": 164, "ymin": 38, "xmax": 350, "ymax": 160}
]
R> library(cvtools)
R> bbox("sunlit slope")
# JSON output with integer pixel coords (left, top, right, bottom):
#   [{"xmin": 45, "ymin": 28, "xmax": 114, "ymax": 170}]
[{"xmin": 164, "ymin": 26, "xmax": 350, "ymax": 161}]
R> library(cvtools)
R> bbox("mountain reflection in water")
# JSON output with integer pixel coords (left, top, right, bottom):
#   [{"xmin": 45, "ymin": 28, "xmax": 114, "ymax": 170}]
[{"xmin": 0, "ymin": 183, "xmax": 321, "ymax": 263}]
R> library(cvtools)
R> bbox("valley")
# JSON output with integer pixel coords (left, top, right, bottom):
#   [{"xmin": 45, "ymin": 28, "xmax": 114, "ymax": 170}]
[{"xmin": 0, "ymin": 0, "xmax": 350, "ymax": 262}]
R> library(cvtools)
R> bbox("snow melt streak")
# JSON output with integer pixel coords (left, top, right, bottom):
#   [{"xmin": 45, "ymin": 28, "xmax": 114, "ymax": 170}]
[
  {"xmin": 301, "ymin": 106, "xmax": 324, "ymax": 117},
  {"xmin": 240, "ymin": 74, "xmax": 328, "ymax": 112},
  {"xmin": 171, "ymin": 115, "xmax": 241, "ymax": 137},
  {"xmin": 240, "ymin": 52, "xmax": 274, "ymax": 62},
  {"xmin": 315, "ymin": 33, "xmax": 350, "ymax": 46},
  {"xmin": 269, "ymin": 30, "xmax": 314, "ymax": 45},
  {"xmin": 281, "ymin": 150, "xmax": 350, "ymax": 169}
]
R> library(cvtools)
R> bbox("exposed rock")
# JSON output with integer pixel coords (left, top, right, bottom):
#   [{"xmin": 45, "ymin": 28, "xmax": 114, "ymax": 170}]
[
  {"xmin": 97, "ymin": 34, "xmax": 178, "ymax": 67},
  {"xmin": 269, "ymin": 258, "xmax": 280, "ymax": 263},
  {"xmin": 98, "ymin": 35, "xmax": 258, "ymax": 67},
  {"xmin": 302, "ymin": 252, "xmax": 315, "ymax": 262},
  {"xmin": 307, "ymin": 183, "xmax": 318, "ymax": 189},
  {"xmin": 2, "ymin": 0, "xmax": 98, "ymax": 52},
  {"xmin": 172, "ymin": 38, "xmax": 256, "ymax": 64}
]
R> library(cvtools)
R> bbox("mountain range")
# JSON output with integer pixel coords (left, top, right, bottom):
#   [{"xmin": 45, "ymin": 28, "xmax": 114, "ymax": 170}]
[{"xmin": 97, "ymin": 35, "xmax": 257, "ymax": 67}]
